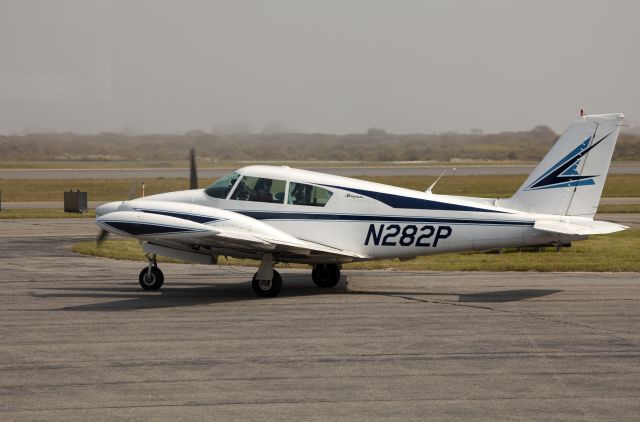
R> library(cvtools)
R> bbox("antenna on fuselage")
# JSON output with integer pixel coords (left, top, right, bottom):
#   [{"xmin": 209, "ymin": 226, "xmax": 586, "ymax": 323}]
[{"xmin": 425, "ymin": 168, "xmax": 454, "ymax": 194}]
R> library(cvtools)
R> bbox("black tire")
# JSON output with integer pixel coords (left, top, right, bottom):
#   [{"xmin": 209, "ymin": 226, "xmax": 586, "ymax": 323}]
[
  {"xmin": 311, "ymin": 264, "xmax": 341, "ymax": 288},
  {"xmin": 138, "ymin": 266, "xmax": 164, "ymax": 290},
  {"xmin": 252, "ymin": 270, "xmax": 283, "ymax": 298}
]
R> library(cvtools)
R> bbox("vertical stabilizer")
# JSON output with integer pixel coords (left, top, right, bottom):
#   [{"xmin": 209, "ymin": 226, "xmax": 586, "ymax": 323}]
[{"xmin": 501, "ymin": 113, "xmax": 623, "ymax": 217}]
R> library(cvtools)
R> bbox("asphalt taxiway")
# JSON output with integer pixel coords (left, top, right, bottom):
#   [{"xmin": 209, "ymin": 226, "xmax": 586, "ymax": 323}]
[{"xmin": 0, "ymin": 219, "xmax": 638, "ymax": 420}]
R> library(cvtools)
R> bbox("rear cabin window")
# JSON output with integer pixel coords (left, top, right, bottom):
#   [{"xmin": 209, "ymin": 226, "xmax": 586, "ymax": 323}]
[
  {"xmin": 204, "ymin": 171, "xmax": 240, "ymax": 199},
  {"xmin": 230, "ymin": 176, "xmax": 286, "ymax": 204},
  {"xmin": 288, "ymin": 183, "xmax": 333, "ymax": 207}
]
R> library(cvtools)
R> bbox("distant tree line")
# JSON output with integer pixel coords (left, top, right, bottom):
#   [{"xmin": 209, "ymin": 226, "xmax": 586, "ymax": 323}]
[{"xmin": 1, "ymin": 126, "xmax": 639, "ymax": 162}]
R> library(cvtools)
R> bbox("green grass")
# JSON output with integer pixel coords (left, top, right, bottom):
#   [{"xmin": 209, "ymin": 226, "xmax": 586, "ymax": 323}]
[
  {"xmin": 72, "ymin": 229, "xmax": 640, "ymax": 272},
  {"xmin": 597, "ymin": 204, "xmax": 640, "ymax": 213},
  {"xmin": 0, "ymin": 178, "xmax": 200, "ymax": 202},
  {"xmin": 3, "ymin": 174, "xmax": 640, "ymax": 202},
  {"xmin": 0, "ymin": 209, "xmax": 96, "ymax": 219}
]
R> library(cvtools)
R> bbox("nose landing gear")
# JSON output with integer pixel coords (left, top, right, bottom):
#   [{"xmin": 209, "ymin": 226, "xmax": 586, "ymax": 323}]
[{"xmin": 139, "ymin": 254, "xmax": 164, "ymax": 290}]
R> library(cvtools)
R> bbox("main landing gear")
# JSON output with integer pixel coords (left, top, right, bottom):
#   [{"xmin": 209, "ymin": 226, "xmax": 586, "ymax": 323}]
[
  {"xmin": 139, "ymin": 254, "xmax": 164, "ymax": 290},
  {"xmin": 311, "ymin": 264, "xmax": 341, "ymax": 288},
  {"xmin": 252, "ymin": 254, "xmax": 282, "ymax": 297}
]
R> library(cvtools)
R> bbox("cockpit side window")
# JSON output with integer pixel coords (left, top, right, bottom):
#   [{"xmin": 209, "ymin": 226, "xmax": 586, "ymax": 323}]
[
  {"xmin": 204, "ymin": 171, "xmax": 240, "ymax": 199},
  {"xmin": 288, "ymin": 183, "xmax": 333, "ymax": 207},
  {"xmin": 230, "ymin": 176, "xmax": 286, "ymax": 204}
]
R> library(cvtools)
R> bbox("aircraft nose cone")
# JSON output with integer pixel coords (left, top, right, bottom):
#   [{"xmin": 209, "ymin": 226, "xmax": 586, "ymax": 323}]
[{"xmin": 95, "ymin": 201, "xmax": 121, "ymax": 218}]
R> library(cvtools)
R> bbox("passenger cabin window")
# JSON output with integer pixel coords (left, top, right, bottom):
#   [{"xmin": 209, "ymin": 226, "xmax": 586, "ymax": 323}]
[
  {"xmin": 204, "ymin": 171, "xmax": 240, "ymax": 199},
  {"xmin": 230, "ymin": 176, "xmax": 286, "ymax": 204},
  {"xmin": 288, "ymin": 183, "xmax": 333, "ymax": 207}
]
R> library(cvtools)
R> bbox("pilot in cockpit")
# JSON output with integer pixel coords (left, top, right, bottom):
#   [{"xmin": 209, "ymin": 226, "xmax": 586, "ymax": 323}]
[{"xmin": 251, "ymin": 178, "xmax": 273, "ymax": 202}]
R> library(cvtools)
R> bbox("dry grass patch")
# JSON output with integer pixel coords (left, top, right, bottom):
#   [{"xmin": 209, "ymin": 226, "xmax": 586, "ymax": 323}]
[{"xmin": 0, "ymin": 209, "xmax": 95, "ymax": 219}]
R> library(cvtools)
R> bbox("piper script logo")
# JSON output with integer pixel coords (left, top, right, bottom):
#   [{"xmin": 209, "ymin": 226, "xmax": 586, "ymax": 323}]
[{"xmin": 525, "ymin": 131, "xmax": 613, "ymax": 191}]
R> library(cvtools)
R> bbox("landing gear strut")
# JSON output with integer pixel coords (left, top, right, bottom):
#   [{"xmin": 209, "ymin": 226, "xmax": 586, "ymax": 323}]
[
  {"xmin": 252, "ymin": 254, "xmax": 282, "ymax": 297},
  {"xmin": 311, "ymin": 264, "xmax": 341, "ymax": 288},
  {"xmin": 139, "ymin": 254, "xmax": 164, "ymax": 290}
]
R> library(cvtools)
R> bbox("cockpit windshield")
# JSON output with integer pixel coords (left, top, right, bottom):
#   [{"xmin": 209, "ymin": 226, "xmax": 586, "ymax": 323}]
[{"xmin": 204, "ymin": 171, "xmax": 240, "ymax": 199}]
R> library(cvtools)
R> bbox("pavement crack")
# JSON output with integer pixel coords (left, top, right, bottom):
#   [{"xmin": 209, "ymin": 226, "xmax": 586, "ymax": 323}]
[
  {"xmin": 391, "ymin": 294, "xmax": 596, "ymax": 330},
  {"xmin": 394, "ymin": 294, "xmax": 496, "ymax": 311}
]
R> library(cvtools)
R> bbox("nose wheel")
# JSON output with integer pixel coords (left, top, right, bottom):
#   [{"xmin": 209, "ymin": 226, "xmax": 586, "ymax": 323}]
[{"xmin": 139, "ymin": 254, "xmax": 164, "ymax": 290}]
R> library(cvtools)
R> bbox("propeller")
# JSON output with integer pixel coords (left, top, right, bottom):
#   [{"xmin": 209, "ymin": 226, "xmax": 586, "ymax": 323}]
[
  {"xmin": 190, "ymin": 147, "xmax": 198, "ymax": 190},
  {"xmin": 96, "ymin": 228, "xmax": 110, "ymax": 247}
]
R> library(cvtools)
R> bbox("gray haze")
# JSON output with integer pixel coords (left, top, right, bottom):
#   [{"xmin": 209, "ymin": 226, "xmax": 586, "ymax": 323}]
[{"xmin": 0, "ymin": 0, "xmax": 638, "ymax": 135}]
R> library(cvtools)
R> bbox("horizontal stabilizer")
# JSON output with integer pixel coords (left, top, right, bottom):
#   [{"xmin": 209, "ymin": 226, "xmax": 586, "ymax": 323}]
[{"xmin": 533, "ymin": 219, "xmax": 627, "ymax": 235}]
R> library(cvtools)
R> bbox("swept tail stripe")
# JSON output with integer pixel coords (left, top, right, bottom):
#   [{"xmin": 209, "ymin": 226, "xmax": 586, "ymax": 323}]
[
  {"xmin": 532, "ymin": 136, "xmax": 591, "ymax": 183},
  {"xmin": 527, "ymin": 130, "xmax": 613, "ymax": 190}
]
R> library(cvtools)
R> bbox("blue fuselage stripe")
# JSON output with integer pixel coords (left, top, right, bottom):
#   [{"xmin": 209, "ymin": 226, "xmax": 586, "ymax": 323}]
[
  {"xmin": 232, "ymin": 210, "xmax": 533, "ymax": 226},
  {"xmin": 319, "ymin": 184, "xmax": 505, "ymax": 213}
]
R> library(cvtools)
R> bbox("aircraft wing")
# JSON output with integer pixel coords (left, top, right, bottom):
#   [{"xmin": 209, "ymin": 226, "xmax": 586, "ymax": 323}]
[
  {"xmin": 96, "ymin": 204, "xmax": 364, "ymax": 261},
  {"xmin": 202, "ymin": 224, "xmax": 363, "ymax": 259}
]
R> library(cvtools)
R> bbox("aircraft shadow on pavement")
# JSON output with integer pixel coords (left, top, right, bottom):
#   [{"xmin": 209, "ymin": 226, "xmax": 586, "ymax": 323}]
[
  {"xmin": 32, "ymin": 274, "xmax": 342, "ymax": 311},
  {"xmin": 457, "ymin": 289, "xmax": 561, "ymax": 302},
  {"xmin": 32, "ymin": 274, "xmax": 561, "ymax": 311},
  {"xmin": 352, "ymin": 288, "xmax": 562, "ymax": 303}
]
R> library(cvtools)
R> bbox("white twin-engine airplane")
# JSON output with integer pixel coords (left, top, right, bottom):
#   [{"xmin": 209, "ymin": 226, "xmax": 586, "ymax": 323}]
[{"xmin": 96, "ymin": 113, "xmax": 627, "ymax": 297}]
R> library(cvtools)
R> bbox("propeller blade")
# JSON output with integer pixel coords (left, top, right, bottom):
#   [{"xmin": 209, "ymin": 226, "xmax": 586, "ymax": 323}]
[
  {"xmin": 190, "ymin": 148, "xmax": 198, "ymax": 190},
  {"xmin": 96, "ymin": 228, "xmax": 110, "ymax": 248}
]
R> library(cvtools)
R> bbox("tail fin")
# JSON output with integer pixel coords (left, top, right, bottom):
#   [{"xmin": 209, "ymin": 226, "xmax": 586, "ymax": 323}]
[{"xmin": 502, "ymin": 113, "xmax": 624, "ymax": 217}]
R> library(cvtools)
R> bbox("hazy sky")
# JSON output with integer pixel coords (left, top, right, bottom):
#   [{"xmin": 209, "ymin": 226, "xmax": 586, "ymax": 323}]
[{"xmin": 0, "ymin": 0, "xmax": 638, "ymax": 135}]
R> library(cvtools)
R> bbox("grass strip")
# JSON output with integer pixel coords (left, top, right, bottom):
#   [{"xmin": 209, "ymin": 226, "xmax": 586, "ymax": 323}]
[
  {"xmin": 597, "ymin": 204, "xmax": 640, "ymax": 213},
  {"xmin": 0, "ymin": 209, "xmax": 96, "ymax": 219}
]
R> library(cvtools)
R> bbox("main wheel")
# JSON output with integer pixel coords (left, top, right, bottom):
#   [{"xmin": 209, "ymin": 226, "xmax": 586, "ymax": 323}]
[
  {"xmin": 252, "ymin": 270, "xmax": 283, "ymax": 298},
  {"xmin": 138, "ymin": 266, "xmax": 164, "ymax": 290},
  {"xmin": 311, "ymin": 264, "xmax": 341, "ymax": 288}
]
